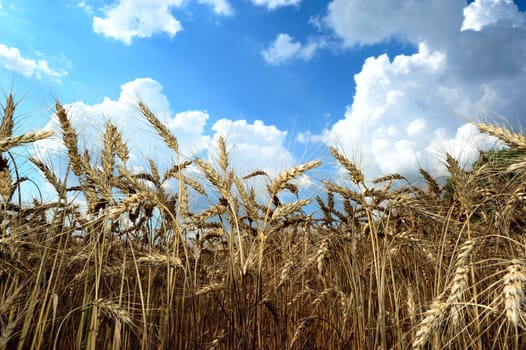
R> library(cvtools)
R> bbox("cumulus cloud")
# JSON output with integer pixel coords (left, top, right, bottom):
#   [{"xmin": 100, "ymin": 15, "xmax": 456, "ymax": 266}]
[
  {"xmin": 461, "ymin": 0, "xmax": 525, "ymax": 31},
  {"xmin": 35, "ymin": 78, "xmax": 294, "ymax": 189},
  {"xmin": 0, "ymin": 43, "xmax": 67, "ymax": 79},
  {"xmin": 425, "ymin": 123, "xmax": 501, "ymax": 175},
  {"xmin": 262, "ymin": 33, "xmax": 319, "ymax": 65},
  {"xmin": 210, "ymin": 119, "xmax": 293, "ymax": 174},
  {"xmin": 325, "ymin": 0, "xmax": 464, "ymax": 47},
  {"xmin": 92, "ymin": 0, "xmax": 235, "ymax": 44},
  {"xmin": 250, "ymin": 0, "xmax": 301, "ymax": 10},
  {"xmin": 36, "ymin": 78, "xmax": 207, "ymax": 167},
  {"xmin": 313, "ymin": 0, "xmax": 526, "ymax": 179},
  {"xmin": 93, "ymin": 0, "xmax": 184, "ymax": 45}
]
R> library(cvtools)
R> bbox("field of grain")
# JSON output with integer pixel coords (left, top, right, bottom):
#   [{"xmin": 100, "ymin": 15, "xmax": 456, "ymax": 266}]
[{"xmin": 1, "ymin": 94, "xmax": 526, "ymax": 349}]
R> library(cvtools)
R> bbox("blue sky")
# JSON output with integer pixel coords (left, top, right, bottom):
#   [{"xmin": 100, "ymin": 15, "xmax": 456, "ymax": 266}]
[{"xmin": 1, "ymin": 0, "xmax": 526, "ymax": 191}]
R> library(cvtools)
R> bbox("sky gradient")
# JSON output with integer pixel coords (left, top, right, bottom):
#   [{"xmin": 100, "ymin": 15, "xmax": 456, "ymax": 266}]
[{"xmin": 1, "ymin": 0, "xmax": 526, "ymax": 194}]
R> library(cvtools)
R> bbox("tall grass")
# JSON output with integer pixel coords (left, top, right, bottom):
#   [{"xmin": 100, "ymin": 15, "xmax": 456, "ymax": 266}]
[{"xmin": 1, "ymin": 94, "xmax": 526, "ymax": 349}]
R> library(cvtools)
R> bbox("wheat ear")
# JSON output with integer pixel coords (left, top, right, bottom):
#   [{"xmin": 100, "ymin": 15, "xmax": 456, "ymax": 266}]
[
  {"xmin": 446, "ymin": 239, "xmax": 475, "ymax": 327},
  {"xmin": 271, "ymin": 199, "xmax": 311, "ymax": 222},
  {"xmin": 413, "ymin": 297, "xmax": 446, "ymax": 349},
  {"xmin": 268, "ymin": 160, "xmax": 321, "ymax": 195},
  {"xmin": 329, "ymin": 146, "xmax": 364, "ymax": 184},
  {"xmin": 0, "ymin": 94, "xmax": 15, "ymax": 139},
  {"xmin": 56, "ymin": 102, "xmax": 83, "ymax": 177},
  {"xmin": 30, "ymin": 157, "xmax": 65, "ymax": 196},
  {"xmin": 137, "ymin": 252, "xmax": 183, "ymax": 268},
  {"xmin": 139, "ymin": 101, "xmax": 179, "ymax": 154},
  {"xmin": 0, "ymin": 130, "xmax": 54, "ymax": 152},
  {"xmin": 502, "ymin": 259, "xmax": 526, "ymax": 327},
  {"xmin": 91, "ymin": 298, "xmax": 132, "ymax": 326},
  {"xmin": 476, "ymin": 123, "xmax": 526, "ymax": 150}
]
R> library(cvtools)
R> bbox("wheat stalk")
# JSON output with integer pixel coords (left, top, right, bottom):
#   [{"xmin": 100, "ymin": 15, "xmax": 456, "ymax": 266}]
[
  {"xmin": 234, "ymin": 177, "xmax": 259, "ymax": 223},
  {"xmin": 0, "ymin": 319, "xmax": 16, "ymax": 347},
  {"xmin": 268, "ymin": 160, "xmax": 321, "ymax": 196},
  {"xmin": 55, "ymin": 102, "xmax": 83, "ymax": 177},
  {"xmin": 162, "ymin": 160, "xmax": 192, "ymax": 182},
  {"xmin": 91, "ymin": 298, "xmax": 133, "ymax": 326},
  {"xmin": 0, "ymin": 94, "xmax": 15, "ymax": 139},
  {"xmin": 147, "ymin": 159, "xmax": 161, "ymax": 188},
  {"xmin": 188, "ymin": 204, "xmax": 228, "ymax": 224},
  {"xmin": 290, "ymin": 316, "xmax": 316, "ymax": 349},
  {"xmin": 243, "ymin": 170, "xmax": 268, "ymax": 180},
  {"xmin": 0, "ymin": 130, "xmax": 54, "ymax": 152},
  {"xmin": 195, "ymin": 283, "xmax": 224, "ymax": 296},
  {"xmin": 0, "ymin": 156, "xmax": 11, "ymax": 202},
  {"xmin": 373, "ymin": 173, "xmax": 405, "ymax": 184},
  {"xmin": 137, "ymin": 252, "xmax": 183, "ymax": 268},
  {"xmin": 476, "ymin": 123, "xmax": 526, "ymax": 150},
  {"xmin": 217, "ymin": 136, "xmax": 228, "ymax": 174},
  {"xmin": 195, "ymin": 159, "xmax": 225, "ymax": 191},
  {"xmin": 310, "ymin": 237, "xmax": 330, "ymax": 276},
  {"xmin": 108, "ymin": 192, "xmax": 150, "ymax": 220},
  {"xmin": 419, "ymin": 168, "xmax": 441, "ymax": 197},
  {"xmin": 139, "ymin": 101, "xmax": 179, "ymax": 154},
  {"xmin": 329, "ymin": 146, "xmax": 364, "ymax": 184},
  {"xmin": 102, "ymin": 121, "xmax": 118, "ymax": 181},
  {"xmin": 446, "ymin": 239, "xmax": 475, "ymax": 327},
  {"xmin": 321, "ymin": 180, "xmax": 364, "ymax": 204},
  {"xmin": 271, "ymin": 199, "xmax": 311, "ymax": 222},
  {"xmin": 30, "ymin": 157, "xmax": 65, "ymax": 196},
  {"xmin": 502, "ymin": 259, "xmax": 526, "ymax": 327},
  {"xmin": 412, "ymin": 298, "xmax": 446, "ymax": 349},
  {"xmin": 279, "ymin": 260, "xmax": 294, "ymax": 287},
  {"xmin": 113, "ymin": 126, "xmax": 129, "ymax": 164},
  {"xmin": 407, "ymin": 284, "xmax": 416, "ymax": 326},
  {"xmin": 182, "ymin": 175, "xmax": 206, "ymax": 195}
]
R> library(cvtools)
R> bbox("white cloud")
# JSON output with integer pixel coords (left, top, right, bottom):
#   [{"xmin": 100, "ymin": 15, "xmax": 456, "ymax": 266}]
[
  {"xmin": 250, "ymin": 0, "xmax": 301, "ymax": 10},
  {"xmin": 198, "ymin": 0, "xmax": 233, "ymax": 15},
  {"xmin": 315, "ymin": 0, "xmax": 526, "ymax": 178},
  {"xmin": 426, "ymin": 123, "xmax": 501, "ymax": 175},
  {"xmin": 325, "ymin": 0, "xmax": 465, "ymax": 47},
  {"xmin": 0, "ymin": 43, "xmax": 67, "ymax": 78},
  {"xmin": 36, "ymin": 78, "xmax": 208, "ymax": 165},
  {"xmin": 93, "ymin": 0, "xmax": 184, "ymax": 45},
  {"xmin": 406, "ymin": 118, "xmax": 425, "ymax": 136},
  {"xmin": 462, "ymin": 0, "xmax": 526, "ymax": 31},
  {"xmin": 210, "ymin": 119, "xmax": 293, "ymax": 174},
  {"xmin": 35, "ymin": 78, "xmax": 294, "ymax": 188},
  {"xmin": 262, "ymin": 33, "xmax": 319, "ymax": 65},
  {"xmin": 320, "ymin": 41, "xmax": 504, "ymax": 178}
]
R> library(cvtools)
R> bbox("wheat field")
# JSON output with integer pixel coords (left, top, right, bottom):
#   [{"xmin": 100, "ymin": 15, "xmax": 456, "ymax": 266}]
[{"xmin": 1, "ymin": 94, "xmax": 526, "ymax": 349}]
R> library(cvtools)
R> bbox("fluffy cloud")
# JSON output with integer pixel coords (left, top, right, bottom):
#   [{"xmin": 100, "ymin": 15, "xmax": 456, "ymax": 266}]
[
  {"xmin": 461, "ymin": 0, "xmax": 525, "ymax": 31},
  {"xmin": 210, "ymin": 119, "xmax": 293, "ymax": 174},
  {"xmin": 320, "ymin": 43, "xmax": 474, "ymax": 176},
  {"xmin": 250, "ymin": 0, "xmax": 301, "ymax": 10},
  {"xmin": 262, "ymin": 33, "xmax": 319, "ymax": 65},
  {"xmin": 0, "ymin": 43, "xmax": 67, "ymax": 79},
  {"xmin": 325, "ymin": 0, "xmax": 465, "ymax": 47},
  {"xmin": 93, "ymin": 0, "xmax": 184, "ymax": 45},
  {"xmin": 312, "ymin": 0, "xmax": 526, "ymax": 178},
  {"xmin": 92, "ymin": 0, "xmax": 234, "ymax": 44},
  {"xmin": 35, "ymin": 78, "xmax": 294, "ymax": 187}
]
